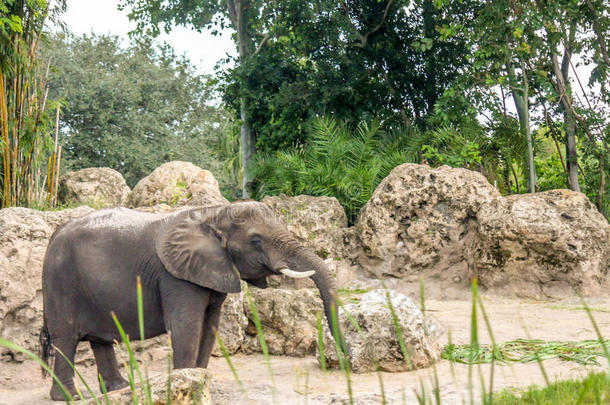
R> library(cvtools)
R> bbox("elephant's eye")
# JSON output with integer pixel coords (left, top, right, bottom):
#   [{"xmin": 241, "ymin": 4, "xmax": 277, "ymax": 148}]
[{"xmin": 250, "ymin": 237, "xmax": 262, "ymax": 248}]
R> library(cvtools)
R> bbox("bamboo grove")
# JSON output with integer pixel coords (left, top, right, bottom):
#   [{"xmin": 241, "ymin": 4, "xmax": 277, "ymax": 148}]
[{"xmin": 0, "ymin": 0, "xmax": 64, "ymax": 208}]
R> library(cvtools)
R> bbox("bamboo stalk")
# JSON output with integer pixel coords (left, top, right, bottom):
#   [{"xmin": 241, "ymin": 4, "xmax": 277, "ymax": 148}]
[{"xmin": 0, "ymin": 67, "xmax": 11, "ymax": 207}]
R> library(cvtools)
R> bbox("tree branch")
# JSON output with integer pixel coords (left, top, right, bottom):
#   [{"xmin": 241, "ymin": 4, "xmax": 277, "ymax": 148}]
[
  {"xmin": 585, "ymin": 0, "xmax": 610, "ymax": 66},
  {"xmin": 340, "ymin": 0, "xmax": 394, "ymax": 48},
  {"xmin": 226, "ymin": 0, "xmax": 238, "ymax": 26},
  {"xmin": 252, "ymin": 32, "xmax": 269, "ymax": 56}
]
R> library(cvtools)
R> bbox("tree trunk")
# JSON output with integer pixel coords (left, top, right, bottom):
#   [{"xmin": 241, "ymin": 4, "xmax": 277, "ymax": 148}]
[
  {"xmin": 230, "ymin": 0, "xmax": 256, "ymax": 198},
  {"xmin": 549, "ymin": 27, "xmax": 581, "ymax": 192},
  {"xmin": 506, "ymin": 60, "xmax": 536, "ymax": 192}
]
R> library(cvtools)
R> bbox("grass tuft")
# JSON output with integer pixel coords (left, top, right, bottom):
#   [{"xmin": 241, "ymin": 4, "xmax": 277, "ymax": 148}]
[{"xmin": 442, "ymin": 338, "xmax": 610, "ymax": 366}]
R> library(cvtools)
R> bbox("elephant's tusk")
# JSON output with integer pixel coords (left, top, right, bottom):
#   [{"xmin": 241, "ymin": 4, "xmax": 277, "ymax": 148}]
[{"xmin": 279, "ymin": 268, "xmax": 315, "ymax": 278}]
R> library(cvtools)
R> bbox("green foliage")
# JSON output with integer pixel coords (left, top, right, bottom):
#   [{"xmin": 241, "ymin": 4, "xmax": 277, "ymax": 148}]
[
  {"xmin": 221, "ymin": 0, "xmax": 475, "ymax": 152},
  {"xmin": 0, "ymin": 0, "xmax": 66, "ymax": 208},
  {"xmin": 536, "ymin": 153, "xmax": 566, "ymax": 192},
  {"xmin": 443, "ymin": 338, "xmax": 610, "ymax": 366},
  {"xmin": 252, "ymin": 117, "xmax": 411, "ymax": 221},
  {"xmin": 492, "ymin": 371, "xmax": 610, "ymax": 404},
  {"xmin": 45, "ymin": 33, "xmax": 237, "ymax": 191}
]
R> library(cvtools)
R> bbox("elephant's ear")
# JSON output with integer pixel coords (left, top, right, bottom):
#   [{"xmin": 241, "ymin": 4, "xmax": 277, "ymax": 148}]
[{"xmin": 155, "ymin": 216, "xmax": 241, "ymax": 294}]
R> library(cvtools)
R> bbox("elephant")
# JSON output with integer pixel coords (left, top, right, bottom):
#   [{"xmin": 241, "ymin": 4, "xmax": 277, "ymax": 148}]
[{"xmin": 40, "ymin": 201, "xmax": 348, "ymax": 401}]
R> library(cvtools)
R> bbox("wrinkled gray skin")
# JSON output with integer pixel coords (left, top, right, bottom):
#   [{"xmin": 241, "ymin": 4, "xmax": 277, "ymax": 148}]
[{"xmin": 41, "ymin": 201, "xmax": 347, "ymax": 401}]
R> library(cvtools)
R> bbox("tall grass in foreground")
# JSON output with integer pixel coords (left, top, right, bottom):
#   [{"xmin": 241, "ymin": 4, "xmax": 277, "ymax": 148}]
[{"xmin": 3, "ymin": 278, "xmax": 610, "ymax": 404}]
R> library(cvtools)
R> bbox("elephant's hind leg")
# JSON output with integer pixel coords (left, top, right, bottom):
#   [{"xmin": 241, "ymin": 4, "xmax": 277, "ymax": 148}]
[
  {"xmin": 90, "ymin": 341, "xmax": 128, "ymax": 393},
  {"xmin": 49, "ymin": 335, "xmax": 80, "ymax": 401}
]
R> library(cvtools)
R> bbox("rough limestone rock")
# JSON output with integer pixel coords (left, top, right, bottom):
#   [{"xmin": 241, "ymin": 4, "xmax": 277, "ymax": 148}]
[
  {"xmin": 320, "ymin": 290, "xmax": 443, "ymax": 373},
  {"xmin": 128, "ymin": 161, "xmax": 228, "ymax": 208},
  {"xmin": 86, "ymin": 368, "xmax": 211, "ymax": 405},
  {"xmin": 212, "ymin": 290, "xmax": 248, "ymax": 356},
  {"xmin": 242, "ymin": 288, "xmax": 322, "ymax": 356},
  {"xmin": 59, "ymin": 167, "xmax": 130, "ymax": 207},
  {"xmin": 0, "ymin": 206, "xmax": 94, "ymax": 361},
  {"xmin": 354, "ymin": 164, "xmax": 500, "ymax": 285},
  {"xmin": 472, "ymin": 190, "xmax": 610, "ymax": 298},
  {"xmin": 263, "ymin": 195, "xmax": 347, "ymax": 259}
]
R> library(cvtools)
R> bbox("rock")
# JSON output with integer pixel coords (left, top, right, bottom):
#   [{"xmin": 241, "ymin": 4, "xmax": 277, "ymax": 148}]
[
  {"xmin": 263, "ymin": 195, "xmax": 348, "ymax": 259},
  {"xmin": 0, "ymin": 206, "xmax": 94, "ymax": 361},
  {"xmin": 472, "ymin": 190, "xmax": 610, "ymax": 298},
  {"xmin": 59, "ymin": 167, "xmax": 130, "ymax": 207},
  {"xmin": 320, "ymin": 290, "xmax": 443, "ymax": 373},
  {"xmin": 86, "ymin": 368, "xmax": 211, "ymax": 405},
  {"xmin": 242, "ymin": 288, "xmax": 322, "ymax": 356},
  {"xmin": 127, "ymin": 161, "xmax": 228, "ymax": 208},
  {"xmin": 263, "ymin": 195, "xmax": 351, "ymax": 289},
  {"xmin": 212, "ymin": 291, "xmax": 248, "ymax": 356},
  {"xmin": 354, "ymin": 164, "xmax": 500, "ymax": 284}
]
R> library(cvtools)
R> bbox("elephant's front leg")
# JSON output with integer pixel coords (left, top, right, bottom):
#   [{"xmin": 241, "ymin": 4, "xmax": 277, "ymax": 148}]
[
  {"xmin": 161, "ymin": 279, "xmax": 210, "ymax": 368},
  {"xmin": 196, "ymin": 292, "xmax": 227, "ymax": 367}
]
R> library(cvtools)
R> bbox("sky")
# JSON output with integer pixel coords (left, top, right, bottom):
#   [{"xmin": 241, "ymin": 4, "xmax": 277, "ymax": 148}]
[{"xmin": 61, "ymin": 0, "xmax": 236, "ymax": 75}]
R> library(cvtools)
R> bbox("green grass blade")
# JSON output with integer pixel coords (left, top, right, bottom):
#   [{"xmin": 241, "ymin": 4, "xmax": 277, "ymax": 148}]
[
  {"xmin": 213, "ymin": 328, "xmax": 247, "ymax": 398},
  {"xmin": 135, "ymin": 277, "xmax": 152, "ymax": 405},
  {"xmin": 111, "ymin": 311, "xmax": 142, "ymax": 405},
  {"xmin": 384, "ymin": 288, "xmax": 413, "ymax": 370},
  {"xmin": 54, "ymin": 346, "xmax": 102, "ymax": 405},
  {"xmin": 0, "ymin": 337, "xmax": 75, "ymax": 403},
  {"xmin": 245, "ymin": 286, "xmax": 277, "ymax": 402},
  {"xmin": 316, "ymin": 312, "xmax": 327, "ymax": 372},
  {"xmin": 329, "ymin": 301, "xmax": 353, "ymax": 405},
  {"xmin": 98, "ymin": 374, "xmax": 112, "ymax": 405}
]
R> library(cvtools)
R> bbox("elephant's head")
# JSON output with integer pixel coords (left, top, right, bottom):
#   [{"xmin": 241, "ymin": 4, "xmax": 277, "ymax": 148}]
[{"xmin": 156, "ymin": 201, "xmax": 348, "ymax": 356}]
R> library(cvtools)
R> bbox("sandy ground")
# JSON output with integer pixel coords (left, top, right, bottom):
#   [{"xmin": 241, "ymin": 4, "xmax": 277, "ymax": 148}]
[{"xmin": 2, "ymin": 295, "xmax": 610, "ymax": 404}]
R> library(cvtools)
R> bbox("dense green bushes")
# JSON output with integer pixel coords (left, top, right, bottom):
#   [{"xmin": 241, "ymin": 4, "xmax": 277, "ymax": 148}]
[{"xmin": 252, "ymin": 117, "xmax": 410, "ymax": 221}]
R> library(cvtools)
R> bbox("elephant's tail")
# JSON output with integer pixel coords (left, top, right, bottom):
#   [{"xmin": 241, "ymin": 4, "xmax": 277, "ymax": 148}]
[{"xmin": 39, "ymin": 322, "xmax": 53, "ymax": 378}]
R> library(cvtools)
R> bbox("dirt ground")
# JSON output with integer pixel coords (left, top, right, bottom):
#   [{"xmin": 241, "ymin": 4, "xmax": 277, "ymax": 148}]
[{"xmin": 2, "ymin": 294, "xmax": 610, "ymax": 404}]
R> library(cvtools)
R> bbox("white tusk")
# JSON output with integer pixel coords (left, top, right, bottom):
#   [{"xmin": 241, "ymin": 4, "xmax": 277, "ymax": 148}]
[{"xmin": 279, "ymin": 268, "xmax": 315, "ymax": 278}]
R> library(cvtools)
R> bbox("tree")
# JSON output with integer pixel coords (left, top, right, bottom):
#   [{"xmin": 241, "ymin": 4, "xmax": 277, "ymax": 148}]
[
  {"xmin": 219, "ymin": 0, "xmax": 473, "ymax": 155},
  {"xmin": 121, "ymin": 0, "xmax": 275, "ymax": 197},
  {"xmin": 46, "ymin": 33, "xmax": 235, "ymax": 191}
]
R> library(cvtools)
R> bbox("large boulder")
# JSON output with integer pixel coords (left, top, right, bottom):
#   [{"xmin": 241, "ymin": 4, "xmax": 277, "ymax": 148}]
[
  {"xmin": 263, "ymin": 195, "xmax": 347, "ymax": 259},
  {"xmin": 320, "ymin": 290, "xmax": 443, "ymax": 373},
  {"xmin": 128, "ymin": 161, "xmax": 228, "ymax": 208},
  {"xmin": 472, "ymin": 190, "xmax": 610, "ymax": 298},
  {"xmin": 263, "ymin": 195, "xmax": 353, "ymax": 290},
  {"xmin": 86, "ymin": 368, "xmax": 211, "ymax": 405},
  {"xmin": 212, "ymin": 290, "xmax": 248, "ymax": 356},
  {"xmin": 242, "ymin": 288, "xmax": 322, "ymax": 356},
  {"xmin": 59, "ymin": 167, "xmax": 130, "ymax": 208},
  {"xmin": 0, "ymin": 206, "xmax": 94, "ymax": 361},
  {"xmin": 354, "ymin": 164, "xmax": 500, "ymax": 285}
]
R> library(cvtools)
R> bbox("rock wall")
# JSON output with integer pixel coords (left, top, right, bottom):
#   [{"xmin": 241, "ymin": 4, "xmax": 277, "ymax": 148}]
[
  {"xmin": 472, "ymin": 190, "xmax": 610, "ymax": 298},
  {"xmin": 263, "ymin": 195, "xmax": 347, "ymax": 259},
  {"xmin": 0, "ymin": 206, "xmax": 94, "ymax": 361},
  {"xmin": 353, "ymin": 164, "xmax": 500, "ymax": 286}
]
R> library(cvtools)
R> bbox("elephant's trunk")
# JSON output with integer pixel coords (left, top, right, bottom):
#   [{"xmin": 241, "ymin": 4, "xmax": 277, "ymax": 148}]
[{"xmin": 286, "ymin": 247, "xmax": 349, "ymax": 359}]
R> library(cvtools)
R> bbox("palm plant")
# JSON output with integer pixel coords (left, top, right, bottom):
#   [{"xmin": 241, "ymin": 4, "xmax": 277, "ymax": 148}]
[{"xmin": 252, "ymin": 117, "xmax": 410, "ymax": 222}]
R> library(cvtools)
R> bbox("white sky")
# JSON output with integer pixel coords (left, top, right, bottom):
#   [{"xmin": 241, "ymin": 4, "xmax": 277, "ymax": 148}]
[{"xmin": 61, "ymin": 0, "xmax": 237, "ymax": 75}]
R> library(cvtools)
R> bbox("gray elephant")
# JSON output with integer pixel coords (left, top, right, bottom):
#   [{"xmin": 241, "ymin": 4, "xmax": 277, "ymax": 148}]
[{"xmin": 40, "ymin": 201, "xmax": 347, "ymax": 401}]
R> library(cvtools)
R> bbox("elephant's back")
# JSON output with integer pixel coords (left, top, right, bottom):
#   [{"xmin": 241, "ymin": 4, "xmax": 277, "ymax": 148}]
[{"xmin": 61, "ymin": 207, "xmax": 169, "ymax": 234}]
